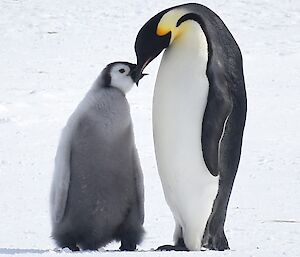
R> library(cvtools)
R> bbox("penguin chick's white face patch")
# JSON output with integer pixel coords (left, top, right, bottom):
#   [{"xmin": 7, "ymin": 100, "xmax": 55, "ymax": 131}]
[{"xmin": 110, "ymin": 63, "xmax": 134, "ymax": 94}]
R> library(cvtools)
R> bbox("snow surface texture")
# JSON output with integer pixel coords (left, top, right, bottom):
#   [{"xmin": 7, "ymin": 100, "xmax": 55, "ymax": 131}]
[{"xmin": 0, "ymin": 0, "xmax": 299, "ymax": 256}]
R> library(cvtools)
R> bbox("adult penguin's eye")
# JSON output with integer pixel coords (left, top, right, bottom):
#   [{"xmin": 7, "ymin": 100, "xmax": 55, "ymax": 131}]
[{"xmin": 119, "ymin": 69, "xmax": 125, "ymax": 73}]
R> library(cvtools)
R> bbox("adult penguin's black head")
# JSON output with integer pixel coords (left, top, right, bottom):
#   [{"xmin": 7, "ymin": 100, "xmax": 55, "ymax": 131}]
[
  {"xmin": 134, "ymin": 5, "xmax": 201, "ymax": 83},
  {"xmin": 134, "ymin": 8, "xmax": 171, "ymax": 81}
]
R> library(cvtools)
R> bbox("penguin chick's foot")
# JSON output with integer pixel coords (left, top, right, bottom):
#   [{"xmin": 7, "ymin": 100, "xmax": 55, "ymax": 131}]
[
  {"xmin": 202, "ymin": 229, "xmax": 229, "ymax": 251},
  {"xmin": 119, "ymin": 241, "xmax": 136, "ymax": 251},
  {"xmin": 64, "ymin": 245, "xmax": 80, "ymax": 252}
]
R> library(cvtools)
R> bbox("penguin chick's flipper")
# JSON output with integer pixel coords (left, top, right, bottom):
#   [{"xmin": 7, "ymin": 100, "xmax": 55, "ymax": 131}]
[{"xmin": 50, "ymin": 126, "xmax": 73, "ymax": 223}]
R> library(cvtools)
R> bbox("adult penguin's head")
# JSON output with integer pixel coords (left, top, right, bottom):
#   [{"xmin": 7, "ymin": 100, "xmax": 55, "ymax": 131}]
[{"xmin": 134, "ymin": 6, "xmax": 201, "ymax": 83}]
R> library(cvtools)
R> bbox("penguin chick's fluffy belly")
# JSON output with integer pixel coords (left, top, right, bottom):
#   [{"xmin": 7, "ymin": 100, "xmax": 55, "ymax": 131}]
[
  {"xmin": 153, "ymin": 21, "xmax": 219, "ymax": 246},
  {"xmin": 55, "ymin": 90, "xmax": 135, "ymax": 243}
]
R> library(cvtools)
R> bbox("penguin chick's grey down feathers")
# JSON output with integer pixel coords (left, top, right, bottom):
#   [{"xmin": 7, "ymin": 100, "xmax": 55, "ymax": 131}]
[{"xmin": 50, "ymin": 62, "xmax": 144, "ymax": 251}]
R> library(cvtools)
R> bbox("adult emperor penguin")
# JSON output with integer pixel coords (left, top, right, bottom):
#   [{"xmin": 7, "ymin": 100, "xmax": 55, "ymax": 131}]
[
  {"xmin": 50, "ymin": 62, "xmax": 145, "ymax": 251},
  {"xmin": 134, "ymin": 3, "xmax": 247, "ymax": 251}
]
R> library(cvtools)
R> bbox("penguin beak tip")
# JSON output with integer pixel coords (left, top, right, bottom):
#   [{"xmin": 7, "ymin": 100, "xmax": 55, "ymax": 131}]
[
  {"xmin": 136, "ymin": 73, "xmax": 149, "ymax": 86},
  {"xmin": 134, "ymin": 71, "xmax": 149, "ymax": 86}
]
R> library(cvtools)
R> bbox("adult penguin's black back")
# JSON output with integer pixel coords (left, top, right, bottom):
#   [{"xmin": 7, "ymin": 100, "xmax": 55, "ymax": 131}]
[
  {"xmin": 134, "ymin": 3, "xmax": 247, "ymax": 251},
  {"xmin": 192, "ymin": 4, "xmax": 247, "ymax": 250}
]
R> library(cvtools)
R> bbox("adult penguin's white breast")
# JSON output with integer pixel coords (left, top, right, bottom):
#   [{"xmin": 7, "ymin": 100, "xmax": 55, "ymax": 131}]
[{"xmin": 152, "ymin": 20, "xmax": 219, "ymax": 237}]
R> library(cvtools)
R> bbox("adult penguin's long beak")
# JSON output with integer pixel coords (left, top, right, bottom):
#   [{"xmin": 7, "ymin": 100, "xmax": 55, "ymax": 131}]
[
  {"xmin": 130, "ymin": 66, "xmax": 148, "ymax": 86},
  {"xmin": 134, "ymin": 9, "xmax": 172, "ymax": 85},
  {"xmin": 136, "ymin": 73, "xmax": 149, "ymax": 86}
]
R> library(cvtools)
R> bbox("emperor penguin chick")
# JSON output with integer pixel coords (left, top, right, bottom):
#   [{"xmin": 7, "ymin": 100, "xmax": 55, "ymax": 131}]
[{"xmin": 50, "ymin": 62, "xmax": 145, "ymax": 251}]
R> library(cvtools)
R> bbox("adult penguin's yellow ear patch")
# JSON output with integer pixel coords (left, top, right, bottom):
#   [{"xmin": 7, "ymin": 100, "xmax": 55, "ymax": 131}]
[{"xmin": 156, "ymin": 8, "xmax": 189, "ymax": 41}]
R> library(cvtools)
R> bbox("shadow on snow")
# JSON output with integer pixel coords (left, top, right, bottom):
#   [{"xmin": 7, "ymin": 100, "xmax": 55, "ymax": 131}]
[{"xmin": 0, "ymin": 248, "xmax": 50, "ymax": 255}]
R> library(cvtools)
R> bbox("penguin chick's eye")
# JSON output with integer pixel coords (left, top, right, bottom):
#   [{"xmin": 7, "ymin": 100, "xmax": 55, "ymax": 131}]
[{"xmin": 119, "ymin": 68, "xmax": 125, "ymax": 73}]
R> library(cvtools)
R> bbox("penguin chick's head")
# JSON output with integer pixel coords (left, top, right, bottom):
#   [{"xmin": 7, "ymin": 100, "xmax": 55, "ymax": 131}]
[
  {"xmin": 134, "ymin": 5, "xmax": 200, "ymax": 81},
  {"xmin": 102, "ymin": 62, "xmax": 145, "ymax": 94}
]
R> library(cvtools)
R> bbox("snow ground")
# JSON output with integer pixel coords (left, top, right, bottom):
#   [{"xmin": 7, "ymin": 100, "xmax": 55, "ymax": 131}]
[{"xmin": 0, "ymin": 0, "xmax": 299, "ymax": 256}]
